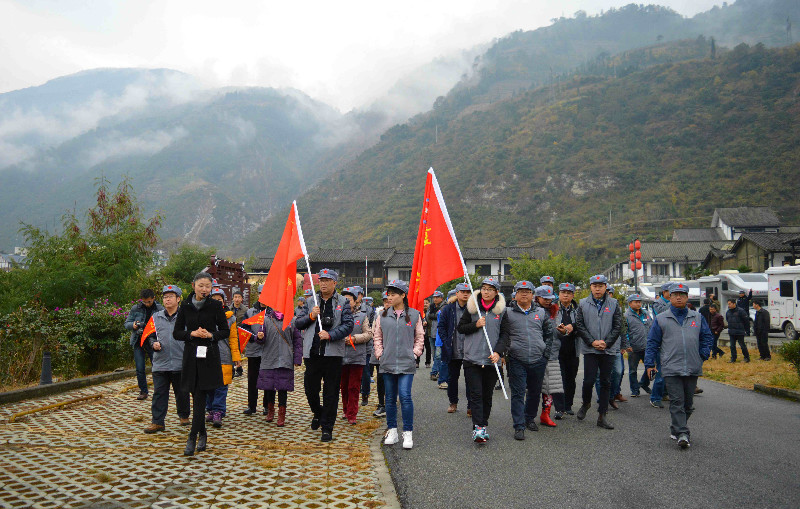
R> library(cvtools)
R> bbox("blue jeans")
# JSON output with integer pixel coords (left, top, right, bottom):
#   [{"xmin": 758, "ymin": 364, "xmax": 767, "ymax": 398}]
[
  {"xmin": 628, "ymin": 350, "xmax": 646, "ymax": 395},
  {"xmin": 383, "ymin": 373, "xmax": 414, "ymax": 431},
  {"xmin": 651, "ymin": 352, "xmax": 665, "ymax": 403},
  {"xmin": 594, "ymin": 353, "xmax": 624, "ymax": 401},
  {"xmin": 507, "ymin": 356, "xmax": 547, "ymax": 430},
  {"xmin": 205, "ymin": 385, "xmax": 229, "ymax": 416},
  {"xmin": 430, "ymin": 338, "xmax": 441, "ymax": 376},
  {"xmin": 133, "ymin": 345, "xmax": 152, "ymax": 394},
  {"xmin": 438, "ymin": 352, "xmax": 449, "ymax": 384}
]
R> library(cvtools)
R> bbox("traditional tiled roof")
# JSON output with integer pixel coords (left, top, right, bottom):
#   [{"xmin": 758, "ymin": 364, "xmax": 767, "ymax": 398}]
[
  {"xmin": 640, "ymin": 241, "xmax": 729, "ymax": 262},
  {"xmin": 384, "ymin": 251, "xmax": 414, "ymax": 268},
  {"xmin": 308, "ymin": 248, "xmax": 397, "ymax": 263},
  {"xmin": 712, "ymin": 207, "xmax": 781, "ymax": 228},
  {"xmin": 672, "ymin": 228, "xmax": 726, "ymax": 241},
  {"xmin": 734, "ymin": 233, "xmax": 800, "ymax": 252},
  {"xmin": 461, "ymin": 247, "xmax": 537, "ymax": 260}
]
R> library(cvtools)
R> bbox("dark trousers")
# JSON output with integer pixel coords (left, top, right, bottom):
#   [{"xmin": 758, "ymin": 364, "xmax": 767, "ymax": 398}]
[
  {"xmin": 304, "ymin": 355, "xmax": 343, "ymax": 432},
  {"xmin": 582, "ymin": 353, "xmax": 614, "ymax": 415},
  {"xmin": 712, "ymin": 333, "xmax": 724, "ymax": 356},
  {"xmin": 190, "ymin": 389, "xmax": 212, "ymax": 437},
  {"xmin": 151, "ymin": 371, "xmax": 190, "ymax": 426},
  {"xmin": 729, "ymin": 334, "xmax": 750, "ymax": 361},
  {"xmin": 559, "ymin": 355, "xmax": 580, "ymax": 410},
  {"xmin": 663, "ymin": 376, "xmax": 698, "ymax": 437},
  {"xmin": 447, "ymin": 359, "xmax": 465, "ymax": 405},
  {"xmin": 266, "ymin": 390, "xmax": 288, "ymax": 406},
  {"xmin": 756, "ymin": 332, "xmax": 771, "ymax": 359},
  {"xmin": 361, "ymin": 355, "xmax": 372, "ymax": 396},
  {"xmin": 247, "ymin": 357, "xmax": 266, "ymax": 410},
  {"xmin": 507, "ymin": 357, "xmax": 547, "ymax": 430},
  {"xmin": 424, "ymin": 335, "xmax": 432, "ymax": 365},
  {"xmin": 464, "ymin": 364, "xmax": 498, "ymax": 427},
  {"xmin": 133, "ymin": 345, "xmax": 153, "ymax": 394},
  {"xmin": 628, "ymin": 350, "xmax": 646, "ymax": 395}
]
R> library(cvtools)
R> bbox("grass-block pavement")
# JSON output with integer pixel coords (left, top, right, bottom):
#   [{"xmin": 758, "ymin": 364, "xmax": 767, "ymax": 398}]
[{"xmin": 0, "ymin": 364, "xmax": 388, "ymax": 509}]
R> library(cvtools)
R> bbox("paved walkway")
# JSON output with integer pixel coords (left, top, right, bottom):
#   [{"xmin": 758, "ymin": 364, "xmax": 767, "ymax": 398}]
[
  {"xmin": 383, "ymin": 363, "xmax": 800, "ymax": 509},
  {"xmin": 0, "ymin": 365, "xmax": 393, "ymax": 509}
]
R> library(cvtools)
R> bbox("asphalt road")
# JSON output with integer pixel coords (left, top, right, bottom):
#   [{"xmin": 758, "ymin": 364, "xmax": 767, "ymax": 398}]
[{"xmin": 382, "ymin": 363, "xmax": 800, "ymax": 509}]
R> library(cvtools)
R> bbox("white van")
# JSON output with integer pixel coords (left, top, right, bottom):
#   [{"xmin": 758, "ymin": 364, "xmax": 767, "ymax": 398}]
[
  {"xmin": 697, "ymin": 271, "xmax": 768, "ymax": 305},
  {"xmin": 766, "ymin": 266, "xmax": 800, "ymax": 340}
]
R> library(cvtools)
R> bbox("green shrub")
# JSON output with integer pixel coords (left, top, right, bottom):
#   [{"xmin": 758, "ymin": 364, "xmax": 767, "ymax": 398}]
[{"xmin": 778, "ymin": 340, "xmax": 800, "ymax": 378}]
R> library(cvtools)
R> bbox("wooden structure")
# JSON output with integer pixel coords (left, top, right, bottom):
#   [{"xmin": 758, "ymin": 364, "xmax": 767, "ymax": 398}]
[{"xmin": 204, "ymin": 255, "xmax": 250, "ymax": 305}]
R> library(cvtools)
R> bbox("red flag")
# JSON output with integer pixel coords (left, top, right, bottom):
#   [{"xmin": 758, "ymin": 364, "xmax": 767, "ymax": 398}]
[
  {"xmin": 408, "ymin": 168, "xmax": 467, "ymax": 314},
  {"xmin": 140, "ymin": 316, "xmax": 156, "ymax": 347},
  {"xmin": 237, "ymin": 327, "xmax": 253, "ymax": 352},
  {"xmin": 242, "ymin": 310, "xmax": 266, "ymax": 326},
  {"xmin": 259, "ymin": 202, "xmax": 308, "ymax": 328}
]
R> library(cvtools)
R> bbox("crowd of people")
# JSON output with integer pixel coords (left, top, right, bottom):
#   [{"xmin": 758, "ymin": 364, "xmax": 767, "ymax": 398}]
[{"xmin": 125, "ymin": 269, "xmax": 722, "ymax": 456}]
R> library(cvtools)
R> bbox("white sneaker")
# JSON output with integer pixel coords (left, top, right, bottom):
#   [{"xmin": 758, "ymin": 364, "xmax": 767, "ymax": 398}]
[
  {"xmin": 384, "ymin": 428, "xmax": 399, "ymax": 445},
  {"xmin": 402, "ymin": 431, "xmax": 413, "ymax": 449}
]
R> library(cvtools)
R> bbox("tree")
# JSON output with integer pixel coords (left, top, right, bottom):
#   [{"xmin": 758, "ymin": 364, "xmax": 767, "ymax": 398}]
[
  {"xmin": 8, "ymin": 177, "xmax": 161, "ymax": 310},
  {"xmin": 509, "ymin": 253, "xmax": 591, "ymax": 288},
  {"xmin": 160, "ymin": 244, "xmax": 215, "ymax": 289}
]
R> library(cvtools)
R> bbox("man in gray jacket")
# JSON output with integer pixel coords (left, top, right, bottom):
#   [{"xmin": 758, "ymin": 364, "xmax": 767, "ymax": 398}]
[
  {"xmin": 143, "ymin": 285, "xmax": 189, "ymax": 433},
  {"xmin": 624, "ymin": 294, "xmax": 651, "ymax": 397},
  {"xmin": 645, "ymin": 282, "xmax": 713, "ymax": 449},
  {"xmin": 575, "ymin": 275, "xmax": 620, "ymax": 430}
]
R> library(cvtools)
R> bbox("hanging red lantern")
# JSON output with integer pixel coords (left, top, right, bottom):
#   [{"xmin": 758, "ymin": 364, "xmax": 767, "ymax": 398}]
[
  {"xmin": 630, "ymin": 253, "xmax": 635, "ymax": 262},
  {"xmin": 635, "ymin": 251, "xmax": 641, "ymax": 260},
  {"xmin": 636, "ymin": 260, "xmax": 642, "ymax": 270},
  {"xmin": 629, "ymin": 243, "xmax": 634, "ymax": 252},
  {"xmin": 634, "ymin": 239, "xmax": 641, "ymax": 249}
]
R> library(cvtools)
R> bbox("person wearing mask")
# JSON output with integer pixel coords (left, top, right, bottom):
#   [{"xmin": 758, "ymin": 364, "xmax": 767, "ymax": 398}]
[
  {"xmin": 457, "ymin": 278, "xmax": 506, "ymax": 443},
  {"xmin": 143, "ymin": 285, "xmax": 190, "ymax": 433},
  {"xmin": 726, "ymin": 298, "xmax": 751, "ymax": 363},
  {"xmin": 437, "ymin": 282, "xmax": 472, "ymax": 414},
  {"xmin": 295, "ymin": 269, "xmax": 354, "ymax": 442},
  {"xmin": 494, "ymin": 280, "xmax": 553, "ymax": 440},
  {"xmin": 575, "ymin": 275, "xmax": 620, "ymax": 430},
  {"xmin": 174, "ymin": 272, "xmax": 229, "ymax": 456},
  {"xmin": 645, "ymin": 282, "xmax": 713, "ymax": 449},
  {"xmin": 624, "ymin": 294, "xmax": 651, "ymax": 398},
  {"xmin": 555, "ymin": 283, "xmax": 579, "ymax": 417},
  {"xmin": 124, "ymin": 289, "xmax": 164, "ymax": 400},
  {"xmin": 374, "ymin": 280, "xmax": 424, "ymax": 449}
]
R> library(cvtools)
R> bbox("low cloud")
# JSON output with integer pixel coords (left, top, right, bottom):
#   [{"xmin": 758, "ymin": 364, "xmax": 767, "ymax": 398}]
[{"xmin": 84, "ymin": 126, "xmax": 188, "ymax": 167}]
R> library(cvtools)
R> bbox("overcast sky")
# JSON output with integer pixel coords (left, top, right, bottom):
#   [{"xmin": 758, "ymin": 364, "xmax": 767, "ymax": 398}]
[{"xmin": 1, "ymin": 0, "xmax": 724, "ymax": 111}]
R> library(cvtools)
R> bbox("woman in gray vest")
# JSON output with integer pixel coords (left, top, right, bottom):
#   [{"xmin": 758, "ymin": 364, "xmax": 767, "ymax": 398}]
[
  {"xmin": 457, "ymin": 278, "xmax": 506, "ymax": 443},
  {"xmin": 367, "ymin": 292, "xmax": 389, "ymax": 417},
  {"xmin": 256, "ymin": 308, "xmax": 302, "ymax": 427},
  {"xmin": 340, "ymin": 287, "xmax": 373, "ymax": 425},
  {"xmin": 373, "ymin": 280, "xmax": 425, "ymax": 450},
  {"xmin": 536, "ymin": 286, "xmax": 564, "ymax": 428},
  {"xmin": 575, "ymin": 274, "xmax": 621, "ymax": 430}
]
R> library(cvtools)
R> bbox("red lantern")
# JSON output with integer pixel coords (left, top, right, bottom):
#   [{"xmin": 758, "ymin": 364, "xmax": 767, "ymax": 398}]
[
  {"xmin": 630, "ymin": 253, "xmax": 635, "ymax": 262},
  {"xmin": 635, "ymin": 251, "xmax": 641, "ymax": 260},
  {"xmin": 634, "ymin": 239, "xmax": 641, "ymax": 249},
  {"xmin": 628, "ymin": 243, "xmax": 634, "ymax": 252},
  {"xmin": 636, "ymin": 260, "xmax": 642, "ymax": 270},
  {"xmin": 629, "ymin": 263, "xmax": 635, "ymax": 272}
]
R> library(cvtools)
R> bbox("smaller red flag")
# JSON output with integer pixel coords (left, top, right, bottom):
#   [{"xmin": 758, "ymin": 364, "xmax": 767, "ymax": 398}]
[
  {"xmin": 242, "ymin": 310, "xmax": 266, "ymax": 326},
  {"xmin": 237, "ymin": 327, "xmax": 253, "ymax": 352},
  {"xmin": 140, "ymin": 316, "xmax": 156, "ymax": 347}
]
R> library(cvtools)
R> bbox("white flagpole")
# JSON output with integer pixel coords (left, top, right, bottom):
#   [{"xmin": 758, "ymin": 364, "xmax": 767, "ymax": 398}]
[
  {"xmin": 428, "ymin": 168, "xmax": 508, "ymax": 400},
  {"xmin": 293, "ymin": 201, "xmax": 323, "ymax": 331},
  {"xmin": 365, "ymin": 255, "xmax": 368, "ymax": 295}
]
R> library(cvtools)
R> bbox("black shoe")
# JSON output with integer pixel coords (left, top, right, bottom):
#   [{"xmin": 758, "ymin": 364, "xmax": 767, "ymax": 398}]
[
  {"xmin": 321, "ymin": 431, "xmax": 333, "ymax": 442},
  {"xmin": 597, "ymin": 414, "xmax": 614, "ymax": 430},
  {"xmin": 262, "ymin": 408, "xmax": 269, "ymax": 415},
  {"xmin": 514, "ymin": 428, "xmax": 525, "ymax": 441},
  {"xmin": 576, "ymin": 404, "xmax": 589, "ymax": 420},
  {"xmin": 641, "ymin": 385, "xmax": 651, "ymax": 395},
  {"xmin": 728, "ymin": 360, "xmax": 737, "ymax": 363},
  {"xmin": 196, "ymin": 433, "xmax": 207, "ymax": 452},
  {"xmin": 554, "ymin": 411, "xmax": 564, "ymax": 420},
  {"xmin": 361, "ymin": 396, "xmax": 369, "ymax": 406},
  {"xmin": 764, "ymin": 357, "xmax": 772, "ymax": 361},
  {"xmin": 526, "ymin": 420, "xmax": 539, "ymax": 432},
  {"xmin": 744, "ymin": 358, "xmax": 750, "ymax": 363},
  {"xmin": 650, "ymin": 400, "xmax": 664, "ymax": 408},
  {"xmin": 243, "ymin": 408, "xmax": 256, "ymax": 415},
  {"xmin": 311, "ymin": 416, "xmax": 321, "ymax": 430},
  {"xmin": 184, "ymin": 435, "xmax": 197, "ymax": 456},
  {"xmin": 565, "ymin": 409, "xmax": 575, "ymax": 416}
]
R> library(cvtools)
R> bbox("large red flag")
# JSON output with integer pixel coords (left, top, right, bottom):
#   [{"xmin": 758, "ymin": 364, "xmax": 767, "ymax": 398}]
[
  {"xmin": 140, "ymin": 316, "xmax": 156, "ymax": 347},
  {"xmin": 408, "ymin": 168, "xmax": 467, "ymax": 314},
  {"xmin": 259, "ymin": 202, "xmax": 308, "ymax": 328}
]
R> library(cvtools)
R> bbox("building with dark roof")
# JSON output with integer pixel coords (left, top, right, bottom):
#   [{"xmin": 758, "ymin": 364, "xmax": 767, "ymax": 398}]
[
  {"xmin": 672, "ymin": 228, "xmax": 726, "ymax": 241},
  {"xmin": 711, "ymin": 207, "xmax": 782, "ymax": 240},
  {"xmin": 702, "ymin": 233, "xmax": 800, "ymax": 273}
]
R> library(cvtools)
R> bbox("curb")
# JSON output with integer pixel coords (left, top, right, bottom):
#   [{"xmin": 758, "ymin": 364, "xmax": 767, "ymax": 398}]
[
  {"xmin": 370, "ymin": 426, "xmax": 401, "ymax": 509},
  {"xmin": 0, "ymin": 368, "xmax": 147, "ymax": 406},
  {"xmin": 753, "ymin": 384, "xmax": 800, "ymax": 403}
]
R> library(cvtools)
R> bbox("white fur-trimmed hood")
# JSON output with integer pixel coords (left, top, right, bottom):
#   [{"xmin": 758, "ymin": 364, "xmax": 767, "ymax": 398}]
[{"xmin": 466, "ymin": 290, "xmax": 506, "ymax": 315}]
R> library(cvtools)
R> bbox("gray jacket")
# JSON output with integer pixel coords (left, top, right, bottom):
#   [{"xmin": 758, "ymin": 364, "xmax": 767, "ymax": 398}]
[
  {"xmin": 218, "ymin": 315, "xmax": 236, "ymax": 367},
  {"xmin": 258, "ymin": 313, "xmax": 302, "ymax": 370},
  {"xmin": 243, "ymin": 306, "xmax": 265, "ymax": 358},
  {"xmin": 651, "ymin": 296, "xmax": 670, "ymax": 316},
  {"xmin": 147, "ymin": 309, "xmax": 183, "ymax": 372},
  {"xmin": 296, "ymin": 292, "xmax": 354, "ymax": 359},
  {"xmin": 624, "ymin": 308, "xmax": 652, "ymax": 352},
  {"xmin": 646, "ymin": 308, "xmax": 713, "ymax": 376},
  {"xmin": 575, "ymin": 296, "xmax": 622, "ymax": 356},
  {"xmin": 495, "ymin": 301, "xmax": 554, "ymax": 364},
  {"xmin": 458, "ymin": 292, "xmax": 506, "ymax": 367},
  {"xmin": 124, "ymin": 302, "xmax": 164, "ymax": 347},
  {"xmin": 376, "ymin": 308, "xmax": 421, "ymax": 375},
  {"xmin": 343, "ymin": 309, "xmax": 372, "ymax": 366}
]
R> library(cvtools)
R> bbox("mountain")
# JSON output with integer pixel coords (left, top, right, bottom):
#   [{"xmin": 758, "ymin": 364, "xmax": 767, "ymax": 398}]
[{"xmin": 237, "ymin": 42, "xmax": 800, "ymax": 269}]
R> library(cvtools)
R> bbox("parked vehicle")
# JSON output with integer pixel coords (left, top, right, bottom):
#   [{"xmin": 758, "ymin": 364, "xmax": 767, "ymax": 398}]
[
  {"xmin": 766, "ymin": 266, "xmax": 800, "ymax": 340},
  {"xmin": 697, "ymin": 271, "xmax": 768, "ymax": 305}
]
